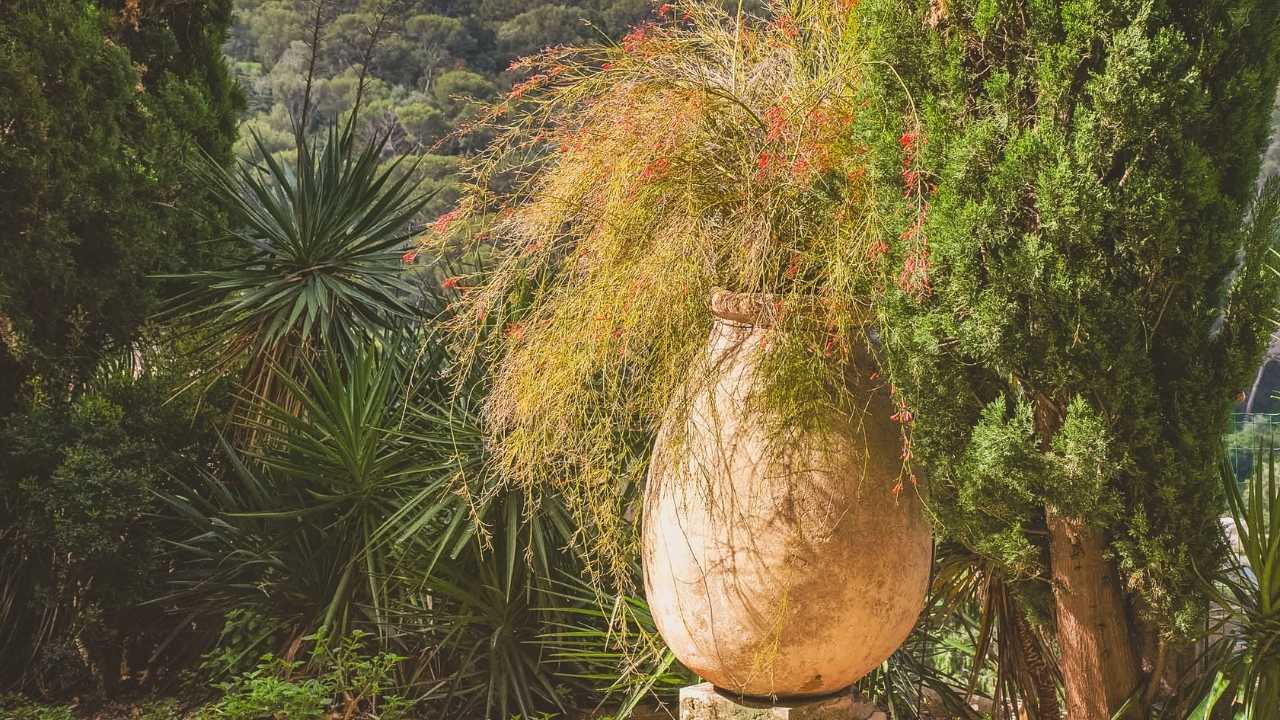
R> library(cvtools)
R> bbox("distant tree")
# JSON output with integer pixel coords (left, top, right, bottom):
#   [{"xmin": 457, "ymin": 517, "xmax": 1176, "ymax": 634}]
[
  {"xmin": 220, "ymin": 0, "xmax": 654, "ymax": 230},
  {"xmin": 495, "ymin": 5, "xmax": 597, "ymax": 59},
  {"xmin": 325, "ymin": 11, "xmax": 379, "ymax": 71},
  {"xmin": 0, "ymin": 0, "xmax": 241, "ymax": 415},
  {"xmin": 396, "ymin": 97, "xmax": 451, "ymax": 146},
  {"xmin": 243, "ymin": 0, "xmax": 305, "ymax": 62}
]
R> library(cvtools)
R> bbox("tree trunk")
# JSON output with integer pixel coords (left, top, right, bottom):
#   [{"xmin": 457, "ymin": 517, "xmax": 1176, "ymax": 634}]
[{"xmin": 1047, "ymin": 508, "xmax": 1143, "ymax": 719}]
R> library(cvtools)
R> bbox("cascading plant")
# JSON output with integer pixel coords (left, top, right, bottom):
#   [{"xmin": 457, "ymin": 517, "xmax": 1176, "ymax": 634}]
[{"xmin": 423, "ymin": 0, "xmax": 919, "ymax": 590}]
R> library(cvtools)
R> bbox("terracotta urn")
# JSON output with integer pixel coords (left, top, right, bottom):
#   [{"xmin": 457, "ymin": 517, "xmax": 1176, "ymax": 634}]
[{"xmin": 642, "ymin": 290, "xmax": 932, "ymax": 699}]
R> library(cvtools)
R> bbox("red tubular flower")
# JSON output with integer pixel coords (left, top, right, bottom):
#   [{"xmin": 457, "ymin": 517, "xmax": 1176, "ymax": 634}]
[
  {"xmin": 622, "ymin": 23, "xmax": 654, "ymax": 53},
  {"xmin": 897, "ymin": 249, "xmax": 933, "ymax": 296},
  {"xmin": 773, "ymin": 15, "xmax": 799, "ymax": 39},
  {"xmin": 755, "ymin": 151, "xmax": 772, "ymax": 180},
  {"xmin": 442, "ymin": 276, "xmax": 461, "ymax": 290},
  {"xmin": 658, "ymin": 3, "xmax": 674, "ymax": 17},
  {"xmin": 784, "ymin": 253, "xmax": 800, "ymax": 279},
  {"xmin": 433, "ymin": 208, "xmax": 461, "ymax": 234},
  {"xmin": 508, "ymin": 73, "xmax": 549, "ymax": 100},
  {"xmin": 764, "ymin": 104, "xmax": 787, "ymax": 142},
  {"xmin": 401, "ymin": 249, "xmax": 419, "ymax": 264},
  {"xmin": 640, "ymin": 157, "xmax": 670, "ymax": 181}
]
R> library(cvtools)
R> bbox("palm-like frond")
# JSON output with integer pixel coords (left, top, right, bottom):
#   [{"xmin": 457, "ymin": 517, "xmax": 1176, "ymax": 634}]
[
  {"xmin": 860, "ymin": 540, "xmax": 1059, "ymax": 717},
  {"xmin": 158, "ymin": 123, "xmax": 434, "ymax": 414},
  {"xmin": 157, "ymin": 339, "xmax": 450, "ymax": 649},
  {"xmin": 892, "ymin": 541, "xmax": 1060, "ymax": 720},
  {"xmin": 538, "ymin": 573, "xmax": 691, "ymax": 718},
  {"xmin": 156, "ymin": 330, "xmax": 600, "ymax": 718},
  {"xmin": 388, "ymin": 477, "xmax": 584, "ymax": 719},
  {"xmin": 1184, "ymin": 449, "xmax": 1280, "ymax": 719}
]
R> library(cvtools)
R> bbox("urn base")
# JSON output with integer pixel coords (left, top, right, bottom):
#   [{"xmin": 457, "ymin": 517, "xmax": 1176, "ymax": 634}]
[{"xmin": 679, "ymin": 683, "xmax": 883, "ymax": 720}]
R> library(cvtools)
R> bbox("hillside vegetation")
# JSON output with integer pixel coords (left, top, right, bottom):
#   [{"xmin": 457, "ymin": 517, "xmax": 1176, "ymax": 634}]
[{"xmin": 223, "ymin": 0, "xmax": 678, "ymax": 215}]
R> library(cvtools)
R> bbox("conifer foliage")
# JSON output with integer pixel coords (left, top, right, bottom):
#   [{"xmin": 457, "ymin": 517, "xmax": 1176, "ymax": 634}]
[
  {"xmin": 859, "ymin": 0, "xmax": 1280, "ymax": 714},
  {"xmin": 0, "ymin": 0, "xmax": 241, "ymax": 408}
]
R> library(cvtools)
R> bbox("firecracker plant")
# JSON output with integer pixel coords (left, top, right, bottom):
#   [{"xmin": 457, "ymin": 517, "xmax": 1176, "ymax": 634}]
[{"xmin": 427, "ymin": 0, "xmax": 916, "ymax": 585}]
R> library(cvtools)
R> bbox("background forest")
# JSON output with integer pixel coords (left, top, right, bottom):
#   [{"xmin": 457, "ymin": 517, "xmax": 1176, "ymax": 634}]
[
  {"xmin": 1, "ymin": 0, "xmax": 1279, "ymax": 719},
  {"xmin": 221, "ymin": 0, "xmax": 765, "ymax": 215}
]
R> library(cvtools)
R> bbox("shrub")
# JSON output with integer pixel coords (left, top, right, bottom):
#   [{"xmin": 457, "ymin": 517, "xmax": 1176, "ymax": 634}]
[
  {"xmin": 0, "ymin": 342, "xmax": 227, "ymax": 697},
  {"xmin": 198, "ymin": 632, "xmax": 412, "ymax": 720},
  {"xmin": 0, "ymin": 0, "xmax": 240, "ymax": 414},
  {"xmin": 159, "ymin": 335, "xmax": 594, "ymax": 718}
]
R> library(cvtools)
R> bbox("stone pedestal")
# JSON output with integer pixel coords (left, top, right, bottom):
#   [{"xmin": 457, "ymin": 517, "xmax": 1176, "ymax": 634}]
[{"xmin": 679, "ymin": 683, "xmax": 882, "ymax": 720}]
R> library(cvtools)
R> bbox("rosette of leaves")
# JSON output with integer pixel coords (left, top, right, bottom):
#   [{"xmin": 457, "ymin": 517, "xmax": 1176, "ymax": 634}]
[
  {"xmin": 427, "ymin": 0, "xmax": 894, "ymax": 588},
  {"xmin": 159, "ymin": 122, "xmax": 432, "ymax": 418}
]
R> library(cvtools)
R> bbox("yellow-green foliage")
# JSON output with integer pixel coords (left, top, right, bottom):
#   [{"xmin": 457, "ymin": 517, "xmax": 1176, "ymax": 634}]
[{"xmin": 430, "ymin": 0, "xmax": 892, "ymax": 585}]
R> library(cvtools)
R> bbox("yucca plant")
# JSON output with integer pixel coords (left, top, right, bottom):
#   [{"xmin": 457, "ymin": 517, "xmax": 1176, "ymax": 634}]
[
  {"xmin": 392, "ymin": 395, "xmax": 594, "ymax": 719},
  {"xmin": 405, "ymin": 522, "xmax": 570, "ymax": 720},
  {"xmin": 851, "ymin": 633, "xmax": 981, "ymax": 720},
  {"xmin": 1186, "ymin": 448, "xmax": 1280, "ymax": 719},
  {"xmin": 159, "ymin": 122, "xmax": 433, "ymax": 420},
  {"xmin": 159, "ymin": 329, "xmax": 606, "ymax": 718},
  {"xmin": 158, "ymin": 338, "xmax": 450, "ymax": 650}
]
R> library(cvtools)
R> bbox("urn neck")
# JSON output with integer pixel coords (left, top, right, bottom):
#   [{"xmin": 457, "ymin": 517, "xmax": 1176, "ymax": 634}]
[{"xmin": 709, "ymin": 290, "xmax": 778, "ymax": 328}]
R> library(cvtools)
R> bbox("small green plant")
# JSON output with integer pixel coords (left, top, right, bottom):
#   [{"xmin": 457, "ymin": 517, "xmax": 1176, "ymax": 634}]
[
  {"xmin": 201, "ymin": 656, "xmax": 333, "ymax": 720},
  {"xmin": 198, "ymin": 631, "xmax": 412, "ymax": 720},
  {"xmin": 318, "ymin": 631, "xmax": 411, "ymax": 720},
  {"xmin": 136, "ymin": 698, "xmax": 185, "ymax": 720},
  {"xmin": 196, "ymin": 610, "xmax": 286, "ymax": 682}
]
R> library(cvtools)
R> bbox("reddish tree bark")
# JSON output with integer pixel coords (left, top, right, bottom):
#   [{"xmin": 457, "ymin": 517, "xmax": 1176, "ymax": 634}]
[{"xmin": 1047, "ymin": 509, "xmax": 1143, "ymax": 719}]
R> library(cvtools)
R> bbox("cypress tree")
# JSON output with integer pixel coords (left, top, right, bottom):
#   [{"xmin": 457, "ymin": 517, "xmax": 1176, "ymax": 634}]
[
  {"xmin": 858, "ymin": 0, "xmax": 1280, "ymax": 715},
  {"xmin": 0, "ymin": 0, "xmax": 241, "ymax": 412}
]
